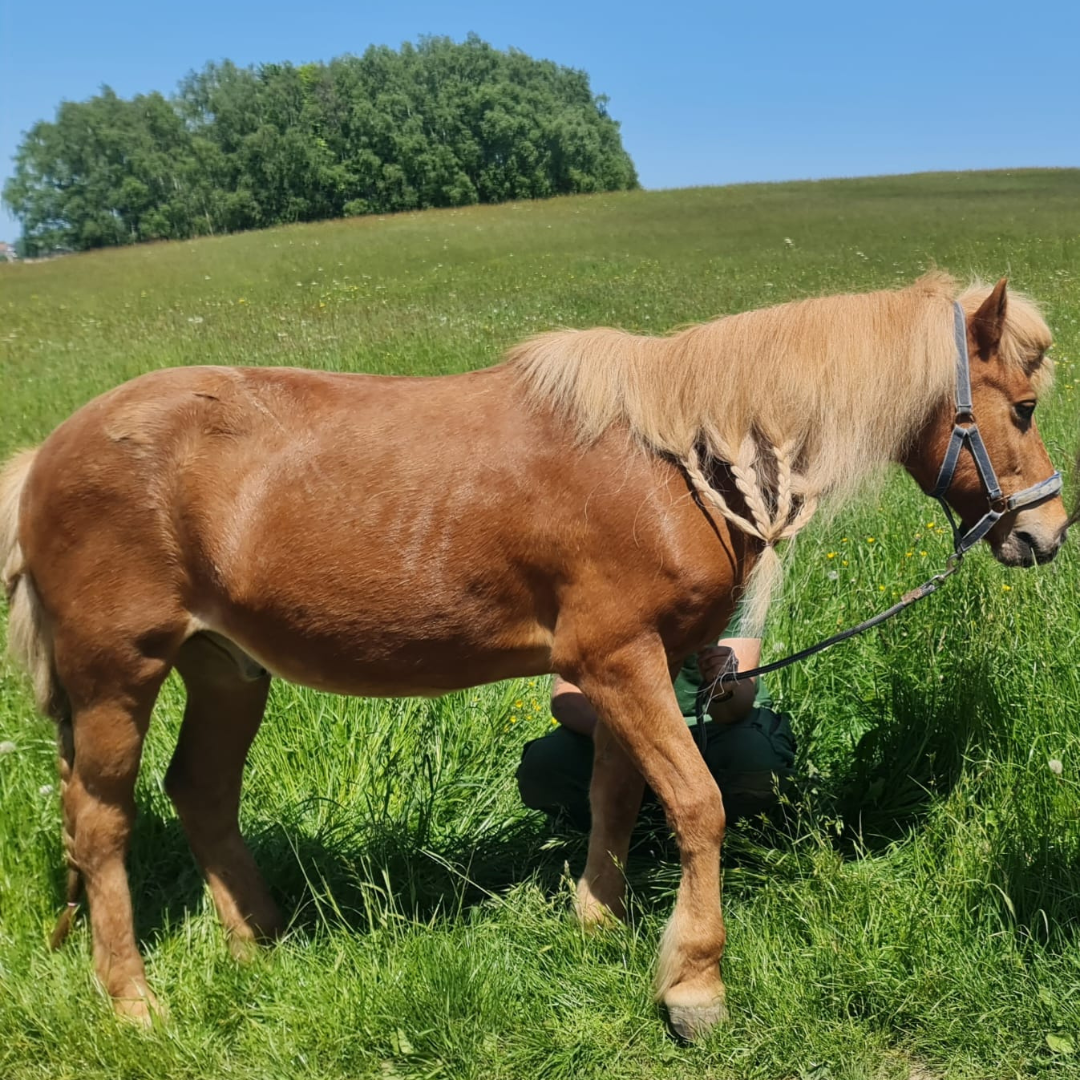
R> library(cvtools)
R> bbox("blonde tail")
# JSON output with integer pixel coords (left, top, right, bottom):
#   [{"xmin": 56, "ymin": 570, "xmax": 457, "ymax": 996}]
[
  {"xmin": 1, "ymin": 448, "xmax": 66, "ymax": 720},
  {"xmin": 1, "ymin": 449, "xmax": 82, "ymax": 947},
  {"xmin": 0, "ymin": 449, "xmax": 36, "ymax": 585}
]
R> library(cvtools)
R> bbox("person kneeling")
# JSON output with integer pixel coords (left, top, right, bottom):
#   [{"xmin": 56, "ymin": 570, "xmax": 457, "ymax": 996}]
[{"xmin": 516, "ymin": 637, "xmax": 795, "ymax": 832}]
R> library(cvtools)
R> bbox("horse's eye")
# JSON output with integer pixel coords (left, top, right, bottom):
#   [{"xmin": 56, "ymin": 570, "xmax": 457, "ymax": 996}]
[{"xmin": 1013, "ymin": 400, "xmax": 1037, "ymax": 425}]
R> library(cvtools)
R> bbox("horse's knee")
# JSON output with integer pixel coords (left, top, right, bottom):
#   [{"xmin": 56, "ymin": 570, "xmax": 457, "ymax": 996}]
[{"xmin": 668, "ymin": 781, "xmax": 726, "ymax": 848}]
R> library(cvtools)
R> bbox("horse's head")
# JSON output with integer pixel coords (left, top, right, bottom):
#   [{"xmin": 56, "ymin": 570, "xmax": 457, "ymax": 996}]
[{"xmin": 906, "ymin": 279, "xmax": 1067, "ymax": 567}]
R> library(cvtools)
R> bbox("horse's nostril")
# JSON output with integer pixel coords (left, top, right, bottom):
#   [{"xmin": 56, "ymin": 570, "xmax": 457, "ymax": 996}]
[{"xmin": 1016, "ymin": 529, "xmax": 1061, "ymax": 565}]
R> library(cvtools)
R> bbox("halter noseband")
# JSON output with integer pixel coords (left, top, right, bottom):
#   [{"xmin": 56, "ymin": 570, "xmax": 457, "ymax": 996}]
[{"xmin": 929, "ymin": 302, "xmax": 1062, "ymax": 556}]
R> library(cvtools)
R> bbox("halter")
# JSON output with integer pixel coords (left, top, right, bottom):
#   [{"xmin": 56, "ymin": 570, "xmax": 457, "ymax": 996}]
[
  {"xmin": 693, "ymin": 301, "xmax": 1063, "ymax": 745},
  {"xmin": 930, "ymin": 301, "xmax": 1062, "ymax": 555}
]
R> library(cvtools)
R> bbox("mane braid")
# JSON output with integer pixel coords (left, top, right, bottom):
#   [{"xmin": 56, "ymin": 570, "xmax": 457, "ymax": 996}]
[{"xmin": 511, "ymin": 273, "xmax": 1054, "ymax": 635}]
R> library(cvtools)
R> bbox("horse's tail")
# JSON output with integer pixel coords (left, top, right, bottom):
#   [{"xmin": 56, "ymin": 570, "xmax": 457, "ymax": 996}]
[
  {"xmin": 2, "ymin": 448, "xmax": 81, "ymax": 945},
  {"xmin": 1, "ymin": 448, "xmax": 66, "ymax": 721},
  {"xmin": 0, "ymin": 449, "xmax": 34, "ymax": 582}
]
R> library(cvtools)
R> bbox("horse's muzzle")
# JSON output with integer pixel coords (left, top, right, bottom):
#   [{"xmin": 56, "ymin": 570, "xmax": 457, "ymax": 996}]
[{"xmin": 993, "ymin": 527, "xmax": 1065, "ymax": 567}]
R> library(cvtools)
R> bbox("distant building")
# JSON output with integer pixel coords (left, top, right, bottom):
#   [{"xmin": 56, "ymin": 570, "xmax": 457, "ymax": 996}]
[{"xmin": 0, "ymin": 242, "xmax": 17, "ymax": 262}]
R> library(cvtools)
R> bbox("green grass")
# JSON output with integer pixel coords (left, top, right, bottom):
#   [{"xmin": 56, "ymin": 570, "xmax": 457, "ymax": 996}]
[{"xmin": 2, "ymin": 168, "xmax": 1080, "ymax": 1078}]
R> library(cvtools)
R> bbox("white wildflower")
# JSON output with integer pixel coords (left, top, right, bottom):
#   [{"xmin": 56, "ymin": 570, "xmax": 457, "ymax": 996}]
[{"xmin": 1049, "ymin": 758, "xmax": 1064, "ymax": 776}]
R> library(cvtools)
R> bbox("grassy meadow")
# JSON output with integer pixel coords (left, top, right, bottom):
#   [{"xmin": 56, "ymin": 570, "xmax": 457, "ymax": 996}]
[{"xmin": 2, "ymin": 168, "xmax": 1080, "ymax": 1079}]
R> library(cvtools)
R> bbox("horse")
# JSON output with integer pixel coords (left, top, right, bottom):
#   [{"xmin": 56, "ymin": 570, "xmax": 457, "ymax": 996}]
[{"xmin": 0, "ymin": 272, "xmax": 1067, "ymax": 1039}]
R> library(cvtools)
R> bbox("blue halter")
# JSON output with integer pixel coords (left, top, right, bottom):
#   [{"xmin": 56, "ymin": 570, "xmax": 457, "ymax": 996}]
[{"xmin": 929, "ymin": 302, "xmax": 1062, "ymax": 555}]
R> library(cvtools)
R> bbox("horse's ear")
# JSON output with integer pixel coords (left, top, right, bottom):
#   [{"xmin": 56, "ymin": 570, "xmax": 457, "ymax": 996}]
[{"xmin": 970, "ymin": 278, "xmax": 1008, "ymax": 357}]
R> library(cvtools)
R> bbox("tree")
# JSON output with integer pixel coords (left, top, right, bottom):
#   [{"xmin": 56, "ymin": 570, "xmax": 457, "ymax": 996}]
[{"xmin": 4, "ymin": 37, "xmax": 638, "ymax": 253}]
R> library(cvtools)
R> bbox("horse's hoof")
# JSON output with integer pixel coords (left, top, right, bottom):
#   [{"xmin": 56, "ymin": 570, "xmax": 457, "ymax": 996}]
[
  {"xmin": 112, "ymin": 984, "xmax": 166, "ymax": 1027},
  {"xmin": 574, "ymin": 894, "xmax": 623, "ymax": 929},
  {"xmin": 573, "ymin": 876, "xmax": 626, "ymax": 927},
  {"xmin": 666, "ymin": 999, "xmax": 728, "ymax": 1042},
  {"xmin": 228, "ymin": 933, "xmax": 261, "ymax": 964}
]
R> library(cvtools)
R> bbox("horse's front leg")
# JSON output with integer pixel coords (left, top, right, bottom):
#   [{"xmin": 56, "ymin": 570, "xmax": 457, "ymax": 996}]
[
  {"xmin": 573, "ymin": 639, "xmax": 727, "ymax": 1042},
  {"xmin": 575, "ymin": 720, "xmax": 645, "ymax": 924}
]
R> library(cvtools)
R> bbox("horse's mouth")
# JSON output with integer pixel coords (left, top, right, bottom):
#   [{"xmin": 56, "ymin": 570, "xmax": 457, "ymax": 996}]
[{"xmin": 993, "ymin": 529, "xmax": 1063, "ymax": 567}]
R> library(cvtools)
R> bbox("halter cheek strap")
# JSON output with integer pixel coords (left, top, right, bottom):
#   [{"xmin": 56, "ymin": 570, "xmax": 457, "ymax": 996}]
[{"xmin": 929, "ymin": 302, "xmax": 1062, "ymax": 555}]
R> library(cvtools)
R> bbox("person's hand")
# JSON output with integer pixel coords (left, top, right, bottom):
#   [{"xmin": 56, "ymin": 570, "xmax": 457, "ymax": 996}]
[{"xmin": 698, "ymin": 644, "xmax": 739, "ymax": 697}]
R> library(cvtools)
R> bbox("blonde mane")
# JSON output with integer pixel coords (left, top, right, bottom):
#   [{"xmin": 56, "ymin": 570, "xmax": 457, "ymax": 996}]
[{"xmin": 511, "ymin": 272, "xmax": 1053, "ymax": 632}]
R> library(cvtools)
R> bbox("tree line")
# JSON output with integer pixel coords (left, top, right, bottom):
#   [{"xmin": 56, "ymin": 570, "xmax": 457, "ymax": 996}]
[{"xmin": 3, "ymin": 35, "xmax": 639, "ymax": 254}]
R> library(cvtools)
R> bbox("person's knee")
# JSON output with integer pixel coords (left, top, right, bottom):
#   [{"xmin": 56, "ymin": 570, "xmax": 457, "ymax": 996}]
[
  {"xmin": 515, "ymin": 738, "xmax": 554, "ymax": 811},
  {"xmin": 516, "ymin": 728, "xmax": 595, "ymax": 831},
  {"xmin": 706, "ymin": 708, "xmax": 796, "ymax": 821}
]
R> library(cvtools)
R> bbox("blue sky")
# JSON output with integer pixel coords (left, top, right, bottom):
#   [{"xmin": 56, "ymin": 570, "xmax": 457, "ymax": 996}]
[{"xmin": 2, "ymin": 0, "xmax": 1078, "ymax": 242}]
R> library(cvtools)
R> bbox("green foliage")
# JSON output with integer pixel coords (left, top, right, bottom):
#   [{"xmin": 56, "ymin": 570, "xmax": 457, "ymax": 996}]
[
  {"xmin": 2, "ymin": 36, "xmax": 638, "ymax": 255},
  {"xmin": 1, "ymin": 171, "xmax": 1080, "ymax": 1077}
]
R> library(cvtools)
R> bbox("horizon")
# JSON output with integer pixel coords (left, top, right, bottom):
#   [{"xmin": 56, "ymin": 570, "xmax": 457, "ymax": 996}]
[{"xmin": 3, "ymin": 0, "xmax": 1078, "ymax": 244}]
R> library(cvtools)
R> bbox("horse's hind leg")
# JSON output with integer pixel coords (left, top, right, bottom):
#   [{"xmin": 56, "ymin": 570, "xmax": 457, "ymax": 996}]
[
  {"xmin": 62, "ymin": 677, "xmax": 167, "ymax": 1022},
  {"xmin": 166, "ymin": 634, "xmax": 283, "ymax": 956}
]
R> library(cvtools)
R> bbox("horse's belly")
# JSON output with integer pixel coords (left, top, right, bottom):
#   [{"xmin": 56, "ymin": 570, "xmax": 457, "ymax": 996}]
[{"xmin": 188, "ymin": 612, "xmax": 554, "ymax": 699}]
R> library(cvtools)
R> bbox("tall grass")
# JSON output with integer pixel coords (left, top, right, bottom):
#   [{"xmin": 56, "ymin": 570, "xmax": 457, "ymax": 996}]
[{"xmin": 1, "ymin": 169, "xmax": 1079, "ymax": 1079}]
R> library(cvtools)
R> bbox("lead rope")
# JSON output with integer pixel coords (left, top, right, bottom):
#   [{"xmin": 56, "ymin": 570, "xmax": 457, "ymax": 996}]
[{"xmin": 693, "ymin": 550, "xmax": 964, "ymax": 752}]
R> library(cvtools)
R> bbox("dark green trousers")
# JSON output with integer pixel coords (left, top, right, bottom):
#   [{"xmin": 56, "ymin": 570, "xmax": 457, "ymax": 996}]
[{"xmin": 516, "ymin": 707, "xmax": 796, "ymax": 832}]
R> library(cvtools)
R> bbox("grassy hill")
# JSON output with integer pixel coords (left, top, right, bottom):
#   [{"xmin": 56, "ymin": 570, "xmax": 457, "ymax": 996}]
[{"xmin": 1, "ymin": 169, "xmax": 1080, "ymax": 1078}]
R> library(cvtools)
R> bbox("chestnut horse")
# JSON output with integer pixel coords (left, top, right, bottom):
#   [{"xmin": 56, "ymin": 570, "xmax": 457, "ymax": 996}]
[{"xmin": 0, "ymin": 274, "xmax": 1067, "ymax": 1038}]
